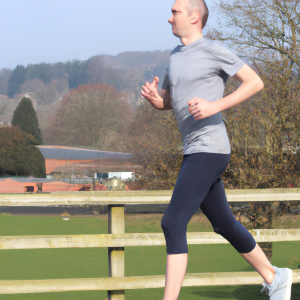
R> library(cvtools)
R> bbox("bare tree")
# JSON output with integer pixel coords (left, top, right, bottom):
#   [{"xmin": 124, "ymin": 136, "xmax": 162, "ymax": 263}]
[
  {"xmin": 210, "ymin": 0, "xmax": 300, "ymax": 261},
  {"xmin": 210, "ymin": 0, "xmax": 300, "ymax": 188},
  {"xmin": 44, "ymin": 84, "xmax": 134, "ymax": 151},
  {"xmin": 125, "ymin": 100, "xmax": 183, "ymax": 190}
]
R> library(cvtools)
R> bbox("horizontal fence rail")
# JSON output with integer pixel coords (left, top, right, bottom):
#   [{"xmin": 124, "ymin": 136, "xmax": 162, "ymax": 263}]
[
  {"xmin": 1, "ymin": 188, "xmax": 300, "ymax": 206},
  {"xmin": 1, "ymin": 270, "xmax": 300, "ymax": 294},
  {"xmin": 1, "ymin": 229, "xmax": 300, "ymax": 250},
  {"xmin": 0, "ymin": 189, "xmax": 300, "ymax": 299}
]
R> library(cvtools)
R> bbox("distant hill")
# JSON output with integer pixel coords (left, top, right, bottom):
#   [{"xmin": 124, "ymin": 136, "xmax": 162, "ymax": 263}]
[
  {"xmin": 0, "ymin": 98, "xmax": 18, "ymax": 124},
  {"xmin": 0, "ymin": 49, "xmax": 173, "ymax": 128},
  {"xmin": 0, "ymin": 49, "xmax": 172, "ymax": 102},
  {"xmin": 103, "ymin": 50, "xmax": 172, "ymax": 69},
  {"xmin": 0, "ymin": 94, "xmax": 37, "ymax": 125}
]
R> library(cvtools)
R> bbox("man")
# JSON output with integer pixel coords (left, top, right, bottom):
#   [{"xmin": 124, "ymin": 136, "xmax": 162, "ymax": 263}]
[{"xmin": 140, "ymin": 0, "xmax": 293, "ymax": 299}]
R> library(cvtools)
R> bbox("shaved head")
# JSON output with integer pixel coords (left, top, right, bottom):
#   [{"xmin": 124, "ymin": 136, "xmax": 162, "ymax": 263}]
[{"xmin": 185, "ymin": 0, "xmax": 209, "ymax": 29}]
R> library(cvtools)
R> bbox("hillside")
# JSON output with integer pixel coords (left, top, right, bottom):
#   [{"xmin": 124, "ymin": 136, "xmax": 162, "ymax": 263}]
[
  {"xmin": 0, "ymin": 96, "xmax": 19, "ymax": 125},
  {"xmin": 0, "ymin": 49, "xmax": 172, "ymax": 109},
  {"xmin": 0, "ymin": 94, "xmax": 38, "ymax": 125},
  {"xmin": 103, "ymin": 50, "xmax": 171, "ymax": 69},
  {"xmin": 0, "ymin": 49, "xmax": 172, "ymax": 132}
]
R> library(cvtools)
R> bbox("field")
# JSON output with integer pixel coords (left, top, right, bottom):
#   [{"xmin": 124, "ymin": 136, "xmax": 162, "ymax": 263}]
[{"xmin": 0, "ymin": 213, "xmax": 299, "ymax": 300}]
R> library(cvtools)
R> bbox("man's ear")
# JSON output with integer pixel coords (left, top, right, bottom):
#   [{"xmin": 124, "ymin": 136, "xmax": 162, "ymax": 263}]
[{"xmin": 191, "ymin": 12, "xmax": 201, "ymax": 24}]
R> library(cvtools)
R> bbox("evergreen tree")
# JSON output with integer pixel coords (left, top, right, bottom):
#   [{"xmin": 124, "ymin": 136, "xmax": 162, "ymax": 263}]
[
  {"xmin": 0, "ymin": 127, "xmax": 45, "ymax": 177},
  {"xmin": 8, "ymin": 65, "xmax": 26, "ymax": 98},
  {"xmin": 12, "ymin": 97, "xmax": 43, "ymax": 144}
]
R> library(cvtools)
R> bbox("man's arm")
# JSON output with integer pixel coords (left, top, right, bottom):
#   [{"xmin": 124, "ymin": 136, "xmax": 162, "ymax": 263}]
[
  {"xmin": 159, "ymin": 89, "xmax": 173, "ymax": 110},
  {"xmin": 141, "ymin": 77, "xmax": 172, "ymax": 110},
  {"xmin": 215, "ymin": 64, "xmax": 264, "ymax": 112},
  {"xmin": 162, "ymin": 96, "xmax": 173, "ymax": 110},
  {"xmin": 187, "ymin": 64, "xmax": 264, "ymax": 120}
]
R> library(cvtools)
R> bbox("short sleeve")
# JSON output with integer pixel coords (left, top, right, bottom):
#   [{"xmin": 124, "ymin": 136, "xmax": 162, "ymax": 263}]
[
  {"xmin": 209, "ymin": 43, "xmax": 245, "ymax": 77},
  {"xmin": 161, "ymin": 69, "xmax": 171, "ymax": 92}
]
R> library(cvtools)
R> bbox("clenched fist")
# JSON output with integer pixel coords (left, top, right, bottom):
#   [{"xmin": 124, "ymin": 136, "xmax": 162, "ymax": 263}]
[{"xmin": 187, "ymin": 97, "xmax": 219, "ymax": 120}]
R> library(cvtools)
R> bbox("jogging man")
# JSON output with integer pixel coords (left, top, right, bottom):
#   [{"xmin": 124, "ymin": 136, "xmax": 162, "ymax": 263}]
[{"xmin": 140, "ymin": 0, "xmax": 293, "ymax": 299}]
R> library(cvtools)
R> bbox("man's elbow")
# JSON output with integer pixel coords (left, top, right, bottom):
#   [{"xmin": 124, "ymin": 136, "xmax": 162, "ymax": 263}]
[
  {"xmin": 255, "ymin": 78, "xmax": 264, "ymax": 92},
  {"xmin": 163, "ymin": 102, "xmax": 173, "ymax": 110},
  {"xmin": 258, "ymin": 79, "xmax": 264, "ymax": 91}
]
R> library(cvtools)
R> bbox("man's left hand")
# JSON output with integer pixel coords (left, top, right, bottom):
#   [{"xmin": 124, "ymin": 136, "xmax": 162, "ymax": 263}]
[{"xmin": 187, "ymin": 97, "xmax": 219, "ymax": 120}]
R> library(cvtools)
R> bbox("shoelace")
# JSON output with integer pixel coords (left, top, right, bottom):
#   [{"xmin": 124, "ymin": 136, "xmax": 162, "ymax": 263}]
[
  {"xmin": 261, "ymin": 281, "xmax": 268, "ymax": 293},
  {"xmin": 261, "ymin": 280, "xmax": 273, "ymax": 296}
]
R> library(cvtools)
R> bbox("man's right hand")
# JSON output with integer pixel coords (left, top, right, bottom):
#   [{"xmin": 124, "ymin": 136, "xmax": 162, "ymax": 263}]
[
  {"xmin": 140, "ymin": 77, "xmax": 172, "ymax": 110},
  {"xmin": 141, "ymin": 76, "xmax": 162, "ymax": 106}
]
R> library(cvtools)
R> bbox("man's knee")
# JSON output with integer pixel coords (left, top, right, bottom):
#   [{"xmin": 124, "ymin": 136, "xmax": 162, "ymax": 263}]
[
  {"xmin": 214, "ymin": 219, "xmax": 256, "ymax": 253},
  {"xmin": 161, "ymin": 215, "xmax": 188, "ymax": 254},
  {"xmin": 161, "ymin": 214, "xmax": 174, "ymax": 233},
  {"xmin": 213, "ymin": 219, "xmax": 236, "ymax": 237}
]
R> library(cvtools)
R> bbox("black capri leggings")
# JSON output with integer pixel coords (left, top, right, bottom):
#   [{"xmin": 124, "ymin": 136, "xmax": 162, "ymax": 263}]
[{"xmin": 161, "ymin": 152, "xmax": 256, "ymax": 255}]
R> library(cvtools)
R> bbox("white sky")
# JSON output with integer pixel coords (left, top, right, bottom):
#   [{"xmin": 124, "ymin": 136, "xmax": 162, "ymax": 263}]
[{"xmin": 0, "ymin": 0, "xmax": 221, "ymax": 69}]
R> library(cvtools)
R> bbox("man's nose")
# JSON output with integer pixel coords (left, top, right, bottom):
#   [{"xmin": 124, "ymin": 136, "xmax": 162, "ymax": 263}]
[{"xmin": 168, "ymin": 16, "xmax": 173, "ymax": 24}]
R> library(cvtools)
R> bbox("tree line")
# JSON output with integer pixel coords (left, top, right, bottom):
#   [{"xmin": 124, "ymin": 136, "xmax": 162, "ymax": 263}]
[{"xmin": 0, "ymin": 51, "xmax": 170, "ymax": 106}]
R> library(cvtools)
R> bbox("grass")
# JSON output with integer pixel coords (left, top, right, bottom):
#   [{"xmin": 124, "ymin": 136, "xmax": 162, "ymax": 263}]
[{"xmin": 0, "ymin": 213, "xmax": 299, "ymax": 299}]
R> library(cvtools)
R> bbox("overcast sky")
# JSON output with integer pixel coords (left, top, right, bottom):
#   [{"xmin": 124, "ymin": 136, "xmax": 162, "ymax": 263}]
[{"xmin": 0, "ymin": 0, "xmax": 221, "ymax": 69}]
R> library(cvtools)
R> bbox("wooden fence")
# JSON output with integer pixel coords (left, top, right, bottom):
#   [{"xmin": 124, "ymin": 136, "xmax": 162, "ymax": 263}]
[{"xmin": 1, "ymin": 189, "xmax": 300, "ymax": 299}]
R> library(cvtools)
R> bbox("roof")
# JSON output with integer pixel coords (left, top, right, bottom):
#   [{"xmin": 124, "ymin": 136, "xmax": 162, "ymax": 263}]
[
  {"xmin": 55, "ymin": 157, "xmax": 143, "ymax": 173},
  {"xmin": 36, "ymin": 146, "xmax": 133, "ymax": 160},
  {"xmin": 0, "ymin": 177, "xmax": 56, "ymax": 183}
]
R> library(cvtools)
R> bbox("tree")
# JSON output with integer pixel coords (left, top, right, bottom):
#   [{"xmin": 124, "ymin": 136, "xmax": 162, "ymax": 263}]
[
  {"xmin": 209, "ymin": 0, "xmax": 300, "ymax": 189},
  {"xmin": 20, "ymin": 79, "xmax": 65, "ymax": 105},
  {"xmin": 0, "ymin": 126, "xmax": 45, "ymax": 177},
  {"xmin": 44, "ymin": 84, "xmax": 133, "ymax": 151},
  {"xmin": 85, "ymin": 56, "xmax": 125, "ymax": 91},
  {"xmin": 210, "ymin": 0, "xmax": 300, "ymax": 261},
  {"xmin": 12, "ymin": 97, "xmax": 43, "ymax": 144},
  {"xmin": 0, "ymin": 68, "xmax": 13, "ymax": 96},
  {"xmin": 25, "ymin": 62, "xmax": 68, "ymax": 85},
  {"xmin": 8, "ymin": 65, "xmax": 26, "ymax": 98},
  {"xmin": 211, "ymin": 0, "xmax": 300, "ymax": 66},
  {"xmin": 65, "ymin": 59, "xmax": 88, "ymax": 89},
  {"xmin": 125, "ymin": 100, "xmax": 183, "ymax": 190}
]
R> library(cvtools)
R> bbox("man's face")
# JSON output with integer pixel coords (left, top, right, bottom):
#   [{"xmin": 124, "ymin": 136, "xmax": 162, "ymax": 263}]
[{"xmin": 168, "ymin": 0, "xmax": 192, "ymax": 38}]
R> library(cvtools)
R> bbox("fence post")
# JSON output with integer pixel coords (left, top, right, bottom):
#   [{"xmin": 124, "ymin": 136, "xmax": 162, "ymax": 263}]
[{"xmin": 108, "ymin": 205, "xmax": 125, "ymax": 300}]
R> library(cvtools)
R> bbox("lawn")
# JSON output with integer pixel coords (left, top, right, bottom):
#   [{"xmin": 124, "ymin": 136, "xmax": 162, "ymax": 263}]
[{"xmin": 0, "ymin": 213, "xmax": 299, "ymax": 299}]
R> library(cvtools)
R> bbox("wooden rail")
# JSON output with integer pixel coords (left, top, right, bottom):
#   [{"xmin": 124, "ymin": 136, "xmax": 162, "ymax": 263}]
[
  {"xmin": 1, "ymin": 270, "xmax": 300, "ymax": 294},
  {"xmin": 1, "ymin": 188, "xmax": 300, "ymax": 206},
  {"xmin": 0, "ymin": 190, "xmax": 300, "ymax": 299},
  {"xmin": 1, "ymin": 229, "xmax": 300, "ymax": 250}
]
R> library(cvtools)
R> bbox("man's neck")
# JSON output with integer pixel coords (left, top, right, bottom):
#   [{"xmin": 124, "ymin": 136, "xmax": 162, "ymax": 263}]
[{"xmin": 181, "ymin": 32, "xmax": 203, "ymax": 46}]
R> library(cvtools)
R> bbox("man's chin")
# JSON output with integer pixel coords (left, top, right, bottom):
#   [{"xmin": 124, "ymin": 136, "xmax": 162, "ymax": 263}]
[
  {"xmin": 172, "ymin": 31, "xmax": 181, "ymax": 38},
  {"xmin": 172, "ymin": 29, "xmax": 180, "ymax": 38}
]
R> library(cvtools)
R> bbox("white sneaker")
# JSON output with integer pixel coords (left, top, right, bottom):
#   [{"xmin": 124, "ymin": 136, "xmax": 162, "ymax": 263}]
[{"xmin": 261, "ymin": 265, "xmax": 293, "ymax": 299}]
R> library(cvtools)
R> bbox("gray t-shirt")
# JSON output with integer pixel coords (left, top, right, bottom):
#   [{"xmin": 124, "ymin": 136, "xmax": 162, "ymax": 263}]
[{"xmin": 162, "ymin": 37, "xmax": 245, "ymax": 155}]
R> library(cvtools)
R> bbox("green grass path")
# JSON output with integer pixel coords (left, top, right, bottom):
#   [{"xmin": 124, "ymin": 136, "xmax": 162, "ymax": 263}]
[{"xmin": 0, "ymin": 214, "xmax": 299, "ymax": 299}]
